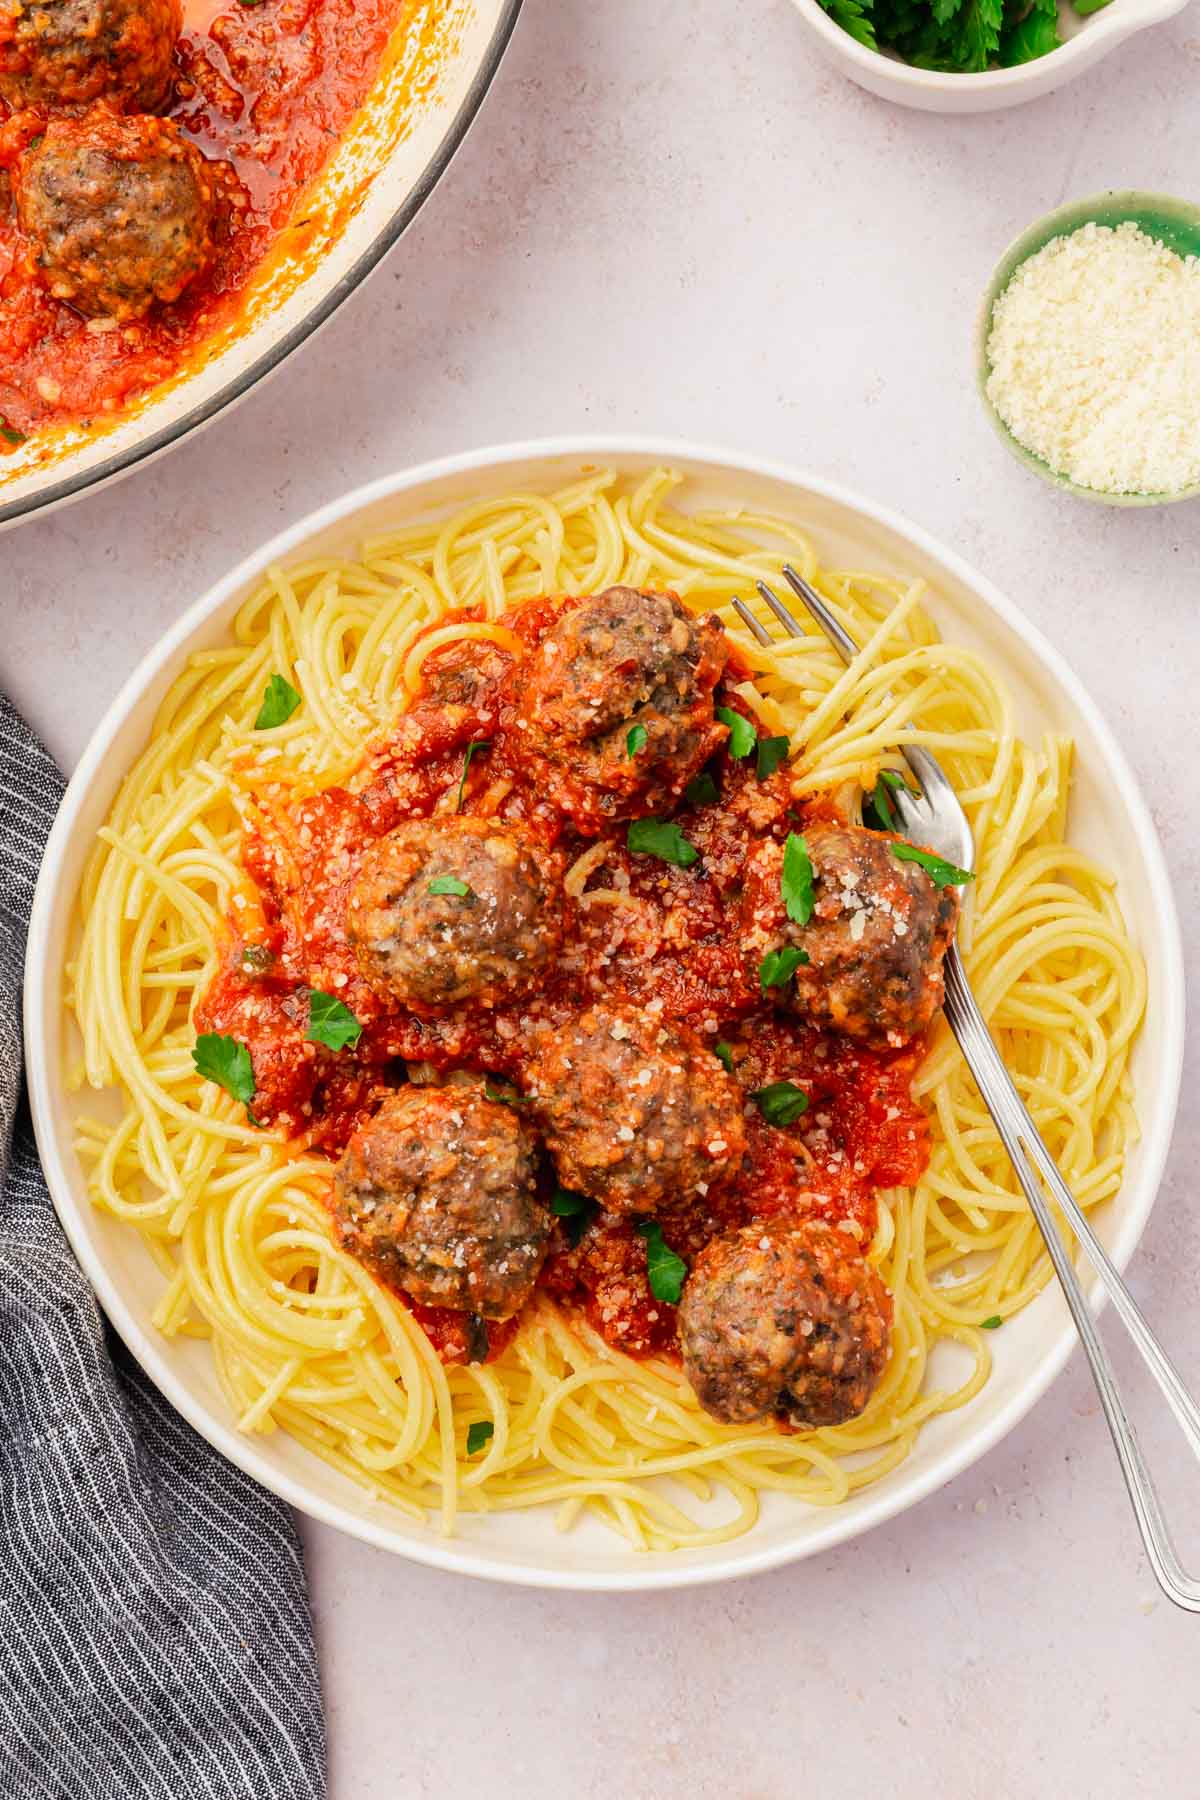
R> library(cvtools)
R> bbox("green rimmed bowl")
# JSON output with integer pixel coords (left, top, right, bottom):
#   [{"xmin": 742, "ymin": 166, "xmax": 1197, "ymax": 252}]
[{"xmin": 976, "ymin": 191, "xmax": 1200, "ymax": 508}]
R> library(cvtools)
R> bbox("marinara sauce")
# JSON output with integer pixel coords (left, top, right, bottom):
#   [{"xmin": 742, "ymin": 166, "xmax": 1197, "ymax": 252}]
[
  {"xmin": 197, "ymin": 598, "xmax": 933, "ymax": 1363},
  {"xmin": 0, "ymin": 0, "xmax": 419, "ymax": 440}
]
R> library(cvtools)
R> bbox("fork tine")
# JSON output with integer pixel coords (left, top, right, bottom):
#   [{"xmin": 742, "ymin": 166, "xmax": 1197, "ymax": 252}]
[
  {"xmin": 731, "ymin": 596, "xmax": 773, "ymax": 648},
  {"xmin": 755, "ymin": 579, "xmax": 808, "ymax": 642},
  {"xmin": 781, "ymin": 564, "xmax": 860, "ymax": 667}
]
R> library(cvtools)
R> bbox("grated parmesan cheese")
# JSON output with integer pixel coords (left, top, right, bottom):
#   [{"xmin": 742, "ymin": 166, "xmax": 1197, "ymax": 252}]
[{"xmin": 985, "ymin": 220, "xmax": 1200, "ymax": 497}]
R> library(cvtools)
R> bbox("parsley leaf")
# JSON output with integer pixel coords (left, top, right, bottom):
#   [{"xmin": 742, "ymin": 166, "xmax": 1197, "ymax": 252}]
[
  {"xmin": 760, "ymin": 945, "xmax": 809, "ymax": 991},
  {"xmin": 819, "ymin": 0, "xmax": 878, "ymax": 45},
  {"xmin": 306, "ymin": 990, "xmax": 362, "ymax": 1052},
  {"xmin": 1000, "ymin": 4, "xmax": 1058, "ymax": 61},
  {"xmin": 714, "ymin": 1040, "xmax": 735, "ymax": 1073},
  {"xmin": 864, "ymin": 768, "xmax": 912, "ymax": 833},
  {"xmin": 781, "ymin": 832, "xmax": 815, "ymax": 927},
  {"xmin": 192, "ymin": 1034, "xmax": 256, "ymax": 1114},
  {"xmin": 684, "ymin": 772, "xmax": 720, "ymax": 808},
  {"xmin": 627, "ymin": 818, "xmax": 699, "ymax": 868},
  {"xmin": 756, "ymin": 735, "xmax": 789, "ymax": 780},
  {"xmin": 716, "ymin": 706, "xmax": 756, "ymax": 761},
  {"xmin": 980, "ymin": 1314, "xmax": 1004, "ymax": 1330},
  {"xmin": 552, "ymin": 1187, "xmax": 595, "ymax": 1246},
  {"xmin": 637, "ymin": 1221, "xmax": 688, "ymax": 1305},
  {"xmin": 626, "ymin": 724, "xmax": 648, "ymax": 758},
  {"xmin": 753, "ymin": 1080, "xmax": 809, "ymax": 1127},
  {"xmin": 466, "ymin": 1420, "xmax": 494, "ymax": 1455},
  {"xmin": 456, "ymin": 739, "xmax": 491, "ymax": 812},
  {"xmin": 254, "ymin": 673, "xmax": 301, "ymax": 730},
  {"xmin": 892, "ymin": 842, "xmax": 974, "ymax": 889},
  {"xmin": 484, "ymin": 1080, "xmax": 527, "ymax": 1107},
  {"xmin": 0, "ymin": 418, "xmax": 27, "ymax": 447},
  {"xmin": 428, "ymin": 876, "xmax": 471, "ymax": 898}
]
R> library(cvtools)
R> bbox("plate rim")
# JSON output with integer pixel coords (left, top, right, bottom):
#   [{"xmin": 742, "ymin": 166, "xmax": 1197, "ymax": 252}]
[
  {"xmin": 23, "ymin": 434, "xmax": 1187, "ymax": 1590},
  {"xmin": 0, "ymin": 0, "xmax": 525, "ymax": 533}
]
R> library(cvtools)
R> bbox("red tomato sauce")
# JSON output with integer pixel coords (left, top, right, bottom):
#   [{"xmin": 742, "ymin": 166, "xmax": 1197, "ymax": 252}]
[
  {"xmin": 196, "ymin": 597, "xmax": 933, "ymax": 1365},
  {"xmin": 0, "ymin": 0, "xmax": 415, "ymax": 439}
]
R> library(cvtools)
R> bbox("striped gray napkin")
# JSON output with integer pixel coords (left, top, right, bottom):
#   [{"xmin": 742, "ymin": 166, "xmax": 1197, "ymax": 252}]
[{"xmin": 0, "ymin": 696, "xmax": 326, "ymax": 1800}]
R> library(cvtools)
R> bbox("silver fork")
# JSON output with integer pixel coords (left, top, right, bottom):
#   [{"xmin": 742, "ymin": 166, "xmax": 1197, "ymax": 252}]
[{"xmin": 734, "ymin": 565, "xmax": 1200, "ymax": 1615}]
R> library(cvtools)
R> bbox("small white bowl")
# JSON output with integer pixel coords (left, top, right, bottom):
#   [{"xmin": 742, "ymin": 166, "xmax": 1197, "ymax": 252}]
[
  {"xmin": 24, "ymin": 438, "xmax": 1185, "ymax": 1590},
  {"xmin": 787, "ymin": 0, "xmax": 1187, "ymax": 111}
]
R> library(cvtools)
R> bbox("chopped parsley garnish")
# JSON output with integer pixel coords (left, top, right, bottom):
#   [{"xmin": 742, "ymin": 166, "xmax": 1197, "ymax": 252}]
[
  {"xmin": 759, "ymin": 945, "xmax": 809, "ymax": 990},
  {"xmin": 428, "ymin": 876, "xmax": 471, "ymax": 898},
  {"xmin": 0, "ymin": 418, "xmax": 27, "ymax": 447},
  {"xmin": 716, "ymin": 706, "xmax": 756, "ymax": 760},
  {"xmin": 240, "ymin": 943, "xmax": 274, "ymax": 972},
  {"xmin": 891, "ymin": 843, "xmax": 974, "ymax": 889},
  {"xmin": 637, "ymin": 1221, "xmax": 688, "ymax": 1305},
  {"xmin": 306, "ymin": 991, "xmax": 362, "ymax": 1052},
  {"xmin": 752, "ymin": 1080, "xmax": 809, "ymax": 1127},
  {"xmin": 254, "ymin": 673, "xmax": 302, "ymax": 730},
  {"xmin": 864, "ymin": 768, "xmax": 914, "ymax": 833},
  {"xmin": 552, "ymin": 1187, "xmax": 595, "ymax": 1246},
  {"xmin": 756, "ymin": 735, "xmax": 789, "ymax": 780},
  {"xmin": 192, "ymin": 1033, "xmax": 257, "ymax": 1118},
  {"xmin": 980, "ymin": 1314, "xmax": 1004, "ymax": 1330},
  {"xmin": 684, "ymin": 772, "xmax": 720, "ymax": 808},
  {"xmin": 456, "ymin": 739, "xmax": 491, "ymax": 812},
  {"xmin": 781, "ymin": 832, "xmax": 815, "ymax": 927},
  {"xmin": 714, "ymin": 1040, "xmax": 735, "ymax": 1073},
  {"xmin": 484, "ymin": 1081, "xmax": 527, "ymax": 1107},
  {"xmin": 626, "ymin": 724, "xmax": 648, "ymax": 758},
  {"xmin": 627, "ymin": 818, "xmax": 699, "ymax": 868},
  {"xmin": 466, "ymin": 1420, "xmax": 494, "ymax": 1455}
]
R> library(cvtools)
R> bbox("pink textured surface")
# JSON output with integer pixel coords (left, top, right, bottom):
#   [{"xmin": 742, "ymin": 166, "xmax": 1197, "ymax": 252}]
[{"xmin": 6, "ymin": 0, "xmax": 1200, "ymax": 1792}]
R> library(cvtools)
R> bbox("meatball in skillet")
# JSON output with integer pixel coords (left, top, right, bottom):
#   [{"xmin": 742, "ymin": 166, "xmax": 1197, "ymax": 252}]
[
  {"xmin": 516, "ymin": 588, "xmax": 728, "ymax": 824},
  {"xmin": 524, "ymin": 1002, "xmax": 745, "ymax": 1214},
  {"xmin": 346, "ymin": 817, "xmax": 564, "ymax": 1011},
  {"xmin": 743, "ymin": 823, "xmax": 960, "ymax": 1049},
  {"xmin": 0, "ymin": 0, "xmax": 180, "ymax": 111},
  {"xmin": 678, "ymin": 1215, "xmax": 892, "ymax": 1427},
  {"xmin": 332, "ymin": 1085, "xmax": 550, "ymax": 1320},
  {"xmin": 16, "ymin": 110, "xmax": 214, "ymax": 321}
]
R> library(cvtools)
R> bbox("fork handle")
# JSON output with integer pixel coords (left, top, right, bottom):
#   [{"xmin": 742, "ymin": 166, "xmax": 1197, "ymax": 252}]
[{"xmin": 942, "ymin": 945, "xmax": 1200, "ymax": 1612}]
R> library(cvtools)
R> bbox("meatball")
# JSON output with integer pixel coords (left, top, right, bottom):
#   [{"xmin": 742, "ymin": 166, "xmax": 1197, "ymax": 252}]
[
  {"xmin": 0, "ymin": 0, "xmax": 180, "ymax": 111},
  {"xmin": 678, "ymin": 1215, "xmax": 892, "ymax": 1427},
  {"xmin": 346, "ymin": 817, "xmax": 564, "ymax": 1011},
  {"xmin": 743, "ymin": 823, "xmax": 960, "ymax": 1049},
  {"xmin": 524, "ymin": 1002, "xmax": 745, "ymax": 1214},
  {"xmin": 516, "ymin": 588, "xmax": 729, "ymax": 823},
  {"xmin": 332, "ymin": 1085, "xmax": 550, "ymax": 1320},
  {"xmin": 16, "ymin": 110, "xmax": 214, "ymax": 322}
]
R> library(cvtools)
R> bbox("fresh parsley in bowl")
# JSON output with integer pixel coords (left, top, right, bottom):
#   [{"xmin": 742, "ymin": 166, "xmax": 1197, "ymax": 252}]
[
  {"xmin": 788, "ymin": 0, "xmax": 1186, "ymax": 112},
  {"xmin": 820, "ymin": 0, "xmax": 1108, "ymax": 69}
]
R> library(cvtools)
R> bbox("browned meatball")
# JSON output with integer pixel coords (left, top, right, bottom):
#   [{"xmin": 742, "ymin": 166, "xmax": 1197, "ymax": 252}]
[
  {"xmin": 16, "ymin": 110, "xmax": 214, "ymax": 322},
  {"xmin": 743, "ymin": 823, "xmax": 960, "ymax": 1049},
  {"xmin": 516, "ymin": 588, "xmax": 729, "ymax": 824},
  {"xmin": 524, "ymin": 1002, "xmax": 745, "ymax": 1214},
  {"xmin": 346, "ymin": 817, "xmax": 564, "ymax": 1012},
  {"xmin": 0, "ymin": 0, "xmax": 179, "ymax": 110},
  {"xmin": 678, "ymin": 1215, "xmax": 892, "ymax": 1427},
  {"xmin": 332, "ymin": 1085, "xmax": 550, "ymax": 1320}
]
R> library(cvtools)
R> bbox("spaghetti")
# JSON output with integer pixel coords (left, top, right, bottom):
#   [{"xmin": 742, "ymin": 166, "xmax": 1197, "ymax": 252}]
[{"xmin": 68, "ymin": 466, "xmax": 1145, "ymax": 1550}]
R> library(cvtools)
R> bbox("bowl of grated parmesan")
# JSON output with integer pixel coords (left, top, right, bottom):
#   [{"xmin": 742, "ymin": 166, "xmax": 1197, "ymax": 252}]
[{"xmin": 977, "ymin": 192, "xmax": 1200, "ymax": 505}]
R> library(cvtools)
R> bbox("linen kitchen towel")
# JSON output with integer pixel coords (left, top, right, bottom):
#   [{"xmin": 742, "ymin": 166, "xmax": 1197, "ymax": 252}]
[{"xmin": 0, "ymin": 694, "xmax": 327, "ymax": 1800}]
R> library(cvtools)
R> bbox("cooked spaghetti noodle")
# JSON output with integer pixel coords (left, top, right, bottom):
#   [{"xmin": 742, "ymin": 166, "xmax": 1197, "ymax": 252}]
[{"xmin": 68, "ymin": 467, "xmax": 1144, "ymax": 1550}]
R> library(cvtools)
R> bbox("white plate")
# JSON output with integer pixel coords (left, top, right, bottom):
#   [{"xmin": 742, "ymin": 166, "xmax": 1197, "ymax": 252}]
[
  {"xmin": 0, "ymin": 0, "xmax": 521, "ymax": 531},
  {"xmin": 24, "ymin": 438, "xmax": 1185, "ymax": 1590}
]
